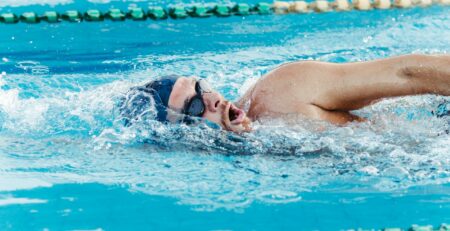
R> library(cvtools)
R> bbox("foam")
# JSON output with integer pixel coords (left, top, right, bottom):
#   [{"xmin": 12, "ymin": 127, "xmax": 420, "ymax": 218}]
[
  {"xmin": 0, "ymin": 177, "xmax": 52, "ymax": 192},
  {"xmin": 0, "ymin": 0, "xmax": 72, "ymax": 7},
  {"xmin": 0, "ymin": 197, "xmax": 47, "ymax": 206}
]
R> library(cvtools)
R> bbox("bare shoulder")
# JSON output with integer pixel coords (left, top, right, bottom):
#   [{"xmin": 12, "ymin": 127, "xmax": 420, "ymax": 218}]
[
  {"xmin": 251, "ymin": 60, "xmax": 341, "ymax": 96},
  {"xmin": 239, "ymin": 60, "xmax": 343, "ymax": 119},
  {"xmin": 260, "ymin": 61, "xmax": 340, "ymax": 83},
  {"xmin": 238, "ymin": 60, "xmax": 338, "ymax": 102}
]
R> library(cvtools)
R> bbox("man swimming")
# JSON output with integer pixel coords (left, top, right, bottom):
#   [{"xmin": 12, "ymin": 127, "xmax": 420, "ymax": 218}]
[{"xmin": 120, "ymin": 54, "xmax": 450, "ymax": 133}]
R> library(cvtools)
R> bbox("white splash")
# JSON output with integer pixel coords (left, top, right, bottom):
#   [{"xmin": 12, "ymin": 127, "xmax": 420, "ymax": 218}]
[
  {"xmin": 0, "ymin": 86, "xmax": 49, "ymax": 131},
  {"xmin": 0, "ymin": 177, "xmax": 52, "ymax": 191},
  {"xmin": 0, "ymin": 197, "xmax": 47, "ymax": 206},
  {"xmin": 0, "ymin": 0, "xmax": 72, "ymax": 7}
]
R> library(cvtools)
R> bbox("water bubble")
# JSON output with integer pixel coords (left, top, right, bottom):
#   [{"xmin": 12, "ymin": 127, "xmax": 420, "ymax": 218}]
[
  {"xmin": 383, "ymin": 167, "xmax": 410, "ymax": 180},
  {"xmin": 360, "ymin": 166, "xmax": 379, "ymax": 175},
  {"xmin": 257, "ymin": 190, "xmax": 302, "ymax": 204}
]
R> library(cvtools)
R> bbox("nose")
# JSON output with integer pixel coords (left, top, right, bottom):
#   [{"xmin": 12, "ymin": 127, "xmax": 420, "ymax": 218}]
[{"xmin": 202, "ymin": 92, "xmax": 222, "ymax": 113}]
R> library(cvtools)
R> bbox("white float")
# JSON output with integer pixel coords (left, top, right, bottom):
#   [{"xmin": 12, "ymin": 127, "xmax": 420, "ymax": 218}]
[
  {"xmin": 374, "ymin": 0, "xmax": 392, "ymax": 9},
  {"xmin": 333, "ymin": 0, "xmax": 352, "ymax": 11},
  {"xmin": 416, "ymin": 0, "xmax": 432, "ymax": 6},
  {"xmin": 289, "ymin": 1, "xmax": 309, "ymax": 13},
  {"xmin": 311, "ymin": 0, "xmax": 331, "ymax": 12},
  {"xmin": 352, "ymin": 0, "xmax": 372, "ymax": 10},
  {"xmin": 394, "ymin": 0, "xmax": 413, "ymax": 7},
  {"xmin": 273, "ymin": 1, "xmax": 291, "ymax": 14}
]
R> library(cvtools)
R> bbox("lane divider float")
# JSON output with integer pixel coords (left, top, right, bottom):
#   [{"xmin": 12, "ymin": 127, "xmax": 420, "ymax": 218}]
[{"xmin": 0, "ymin": 0, "xmax": 448, "ymax": 24}]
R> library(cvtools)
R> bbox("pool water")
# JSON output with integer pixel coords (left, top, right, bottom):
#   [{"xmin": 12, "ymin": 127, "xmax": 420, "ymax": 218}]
[{"xmin": 0, "ymin": 0, "xmax": 449, "ymax": 230}]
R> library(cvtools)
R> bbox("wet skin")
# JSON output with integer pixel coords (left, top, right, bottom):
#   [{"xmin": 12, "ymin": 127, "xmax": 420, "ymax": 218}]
[{"xmin": 168, "ymin": 54, "xmax": 450, "ymax": 132}]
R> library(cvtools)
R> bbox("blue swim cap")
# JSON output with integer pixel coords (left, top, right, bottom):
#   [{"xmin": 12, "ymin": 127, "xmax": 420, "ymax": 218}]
[{"xmin": 119, "ymin": 75, "xmax": 180, "ymax": 126}]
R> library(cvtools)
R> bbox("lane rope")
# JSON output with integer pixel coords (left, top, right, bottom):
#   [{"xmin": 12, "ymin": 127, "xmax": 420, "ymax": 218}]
[{"xmin": 0, "ymin": 0, "xmax": 449, "ymax": 24}]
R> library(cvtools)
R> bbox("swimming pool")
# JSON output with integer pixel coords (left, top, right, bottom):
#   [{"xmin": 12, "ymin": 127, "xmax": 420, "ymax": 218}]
[{"xmin": 0, "ymin": 0, "xmax": 449, "ymax": 230}]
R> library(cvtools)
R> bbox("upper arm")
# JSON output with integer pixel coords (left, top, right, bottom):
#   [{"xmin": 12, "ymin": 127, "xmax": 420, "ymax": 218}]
[
  {"xmin": 249, "ymin": 101, "xmax": 364, "ymax": 125},
  {"xmin": 296, "ymin": 104, "xmax": 365, "ymax": 124}
]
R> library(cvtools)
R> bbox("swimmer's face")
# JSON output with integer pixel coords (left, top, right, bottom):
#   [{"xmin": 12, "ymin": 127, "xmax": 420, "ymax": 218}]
[{"xmin": 168, "ymin": 77, "xmax": 252, "ymax": 133}]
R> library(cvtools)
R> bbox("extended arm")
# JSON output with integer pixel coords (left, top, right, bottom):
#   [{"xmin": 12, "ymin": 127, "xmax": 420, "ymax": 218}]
[
  {"xmin": 240, "ymin": 54, "xmax": 449, "ymax": 125},
  {"xmin": 308, "ymin": 54, "xmax": 450, "ymax": 111}
]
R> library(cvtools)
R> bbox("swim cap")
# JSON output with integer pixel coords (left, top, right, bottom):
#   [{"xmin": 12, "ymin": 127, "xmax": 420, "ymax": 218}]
[{"xmin": 119, "ymin": 75, "xmax": 180, "ymax": 126}]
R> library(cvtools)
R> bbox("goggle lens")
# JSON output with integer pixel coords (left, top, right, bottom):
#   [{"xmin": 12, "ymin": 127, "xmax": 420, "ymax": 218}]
[
  {"xmin": 186, "ymin": 97, "xmax": 204, "ymax": 117},
  {"xmin": 182, "ymin": 79, "xmax": 212, "ymax": 121}
]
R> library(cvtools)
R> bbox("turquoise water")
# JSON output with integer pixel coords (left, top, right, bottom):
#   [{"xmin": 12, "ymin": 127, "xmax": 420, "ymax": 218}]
[{"xmin": 0, "ymin": 0, "xmax": 449, "ymax": 230}]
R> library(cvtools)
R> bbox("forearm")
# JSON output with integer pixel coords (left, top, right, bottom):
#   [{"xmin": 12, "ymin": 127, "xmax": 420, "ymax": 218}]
[
  {"xmin": 345, "ymin": 54, "xmax": 450, "ymax": 93},
  {"xmin": 393, "ymin": 54, "xmax": 450, "ymax": 94},
  {"xmin": 314, "ymin": 54, "xmax": 450, "ymax": 111}
]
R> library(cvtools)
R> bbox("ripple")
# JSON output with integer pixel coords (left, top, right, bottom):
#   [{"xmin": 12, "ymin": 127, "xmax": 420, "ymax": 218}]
[
  {"xmin": 0, "ymin": 5, "xmax": 448, "ymax": 211},
  {"xmin": 257, "ymin": 190, "xmax": 302, "ymax": 204}
]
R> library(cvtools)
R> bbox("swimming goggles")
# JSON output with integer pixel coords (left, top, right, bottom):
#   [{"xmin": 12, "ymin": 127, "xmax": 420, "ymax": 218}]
[{"xmin": 181, "ymin": 79, "xmax": 213, "ymax": 122}]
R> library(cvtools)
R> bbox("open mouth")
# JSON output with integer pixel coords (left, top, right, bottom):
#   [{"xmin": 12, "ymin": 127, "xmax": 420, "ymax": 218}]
[{"xmin": 227, "ymin": 103, "xmax": 245, "ymax": 125}]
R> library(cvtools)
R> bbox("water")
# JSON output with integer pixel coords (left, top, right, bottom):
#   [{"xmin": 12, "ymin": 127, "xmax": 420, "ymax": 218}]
[{"xmin": 0, "ymin": 0, "xmax": 449, "ymax": 230}]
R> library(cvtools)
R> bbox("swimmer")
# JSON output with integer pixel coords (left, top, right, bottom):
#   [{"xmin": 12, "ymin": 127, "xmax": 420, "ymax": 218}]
[{"xmin": 120, "ymin": 54, "xmax": 450, "ymax": 133}]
